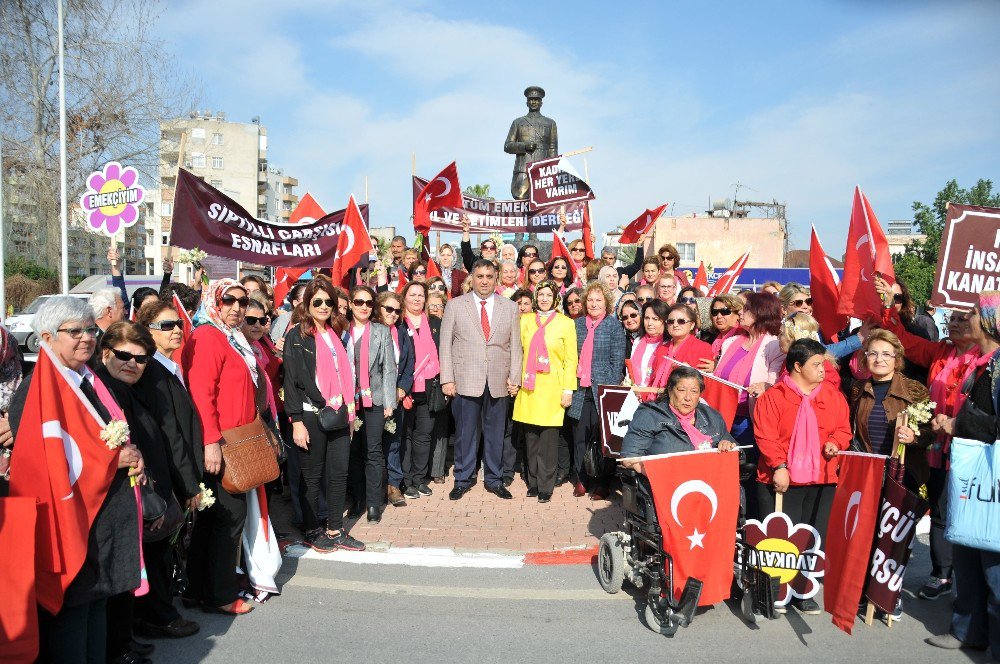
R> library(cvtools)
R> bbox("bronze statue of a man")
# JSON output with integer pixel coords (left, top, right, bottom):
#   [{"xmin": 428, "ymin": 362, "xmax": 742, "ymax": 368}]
[{"xmin": 504, "ymin": 86, "xmax": 558, "ymax": 200}]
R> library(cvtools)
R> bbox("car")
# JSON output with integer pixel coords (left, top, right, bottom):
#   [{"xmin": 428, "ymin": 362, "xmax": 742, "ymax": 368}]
[{"xmin": 5, "ymin": 293, "xmax": 91, "ymax": 353}]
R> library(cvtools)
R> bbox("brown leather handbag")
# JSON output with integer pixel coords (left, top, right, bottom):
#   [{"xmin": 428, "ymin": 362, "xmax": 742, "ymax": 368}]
[{"xmin": 219, "ymin": 415, "xmax": 281, "ymax": 494}]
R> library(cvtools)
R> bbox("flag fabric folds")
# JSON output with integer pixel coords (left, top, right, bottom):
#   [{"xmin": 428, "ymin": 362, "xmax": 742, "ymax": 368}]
[
  {"xmin": 619, "ymin": 204, "xmax": 668, "ymax": 245},
  {"xmin": 330, "ymin": 195, "xmax": 375, "ymax": 288},
  {"xmin": 0, "ymin": 497, "xmax": 39, "ymax": 663},
  {"xmin": 809, "ymin": 226, "xmax": 849, "ymax": 339},
  {"xmin": 693, "ymin": 262, "xmax": 709, "ymax": 296},
  {"xmin": 641, "ymin": 449, "xmax": 740, "ymax": 606},
  {"xmin": 413, "ymin": 162, "xmax": 464, "ymax": 234},
  {"xmin": 823, "ymin": 451, "xmax": 886, "ymax": 634},
  {"xmin": 837, "ymin": 186, "xmax": 895, "ymax": 320},
  {"xmin": 707, "ymin": 249, "xmax": 751, "ymax": 296},
  {"xmin": 581, "ymin": 203, "xmax": 595, "ymax": 260},
  {"xmin": 273, "ymin": 193, "xmax": 327, "ymax": 306}
]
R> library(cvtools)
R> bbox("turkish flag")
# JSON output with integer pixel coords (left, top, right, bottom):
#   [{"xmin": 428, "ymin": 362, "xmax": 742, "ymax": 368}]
[
  {"xmin": 395, "ymin": 268, "xmax": 409, "ymax": 294},
  {"xmin": 274, "ymin": 193, "xmax": 327, "ymax": 306},
  {"xmin": 581, "ymin": 204, "xmax": 595, "ymax": 260},
  {"xmin": 693, "ymin": 262, "xmax": 709, "ymax": 295},
  {"xmin": 414, "ymin": 161, "xmax": 464, "ymax": 234},
  {"xmin": 642, "ymin": 449, "xmax": 740, "ymax": 606},
  {"xmin": 809, "ymin": 226, "xmax": 849, "ymax": 339},
  {"xmin": 823, "ymin": 452, "xmax": 886, "ymax": 634},
  {"xmin": 171, "ymin": 292, "xmax": 193, "ymax": 360},
  {"xmin": 701, "ymin": 377, "xmax": 739, "ymax": 430},
  {"xmin": 549, "ymin": 232, "xmax": 580, "ymax": 280},
  {"xmin": 837, "ymin": 186, "xmax": 895, "ymax": 320},
  {"xmin": 8, "ymin": 345, "xmax": 118, "ymax": 614},
  {"xmin": 330, "ymin": 195, "xmax": 374, "ymax": 288},
  {"xmin": 707, "ymin": 248, "xmax": 751, "ymax": 296},
  {"xmin": 0, "ymin": 498, "xmax": 39, "ymax": 663},
  {"xmin": 619, "ymin": 204, "xmax": 668, "ymax": 245},
  {"xmin": 415, "ymin": 233, "xmax": 442, "ymax": 279}
]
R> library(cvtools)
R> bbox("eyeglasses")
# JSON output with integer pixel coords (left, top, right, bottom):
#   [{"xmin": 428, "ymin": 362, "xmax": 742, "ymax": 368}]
[
  {"xmin": 110, "ymin": 348, "xmax": 150, "ymax": 364},
  {"xmin": 220, "ymin": 294, "xmax": 250, "ymax": 308},
  {"xmin": 312, "ymin": 298, "xmax": 335, "ymax": 308},
  {"xmin": 428, "ymin": 303, "xmax": 444, "ymax": 311},
  {"xmin": 148, "ymin": 319, "xmax": 182, "ymax": 331},
  {"xmin": 659, "ymin": 254, "xmax": 673, "ymax": 262},
  {"xmin": 892, "ymin": 294, "xmax": 904, "ymax": 303},
  {"xmin": 528, "ymin": 268, "xmax": 546, "ymax": 275},
  {"xmin": 244, "ymin": 315, "xmax": 269, "ymax": 326},
  {"xmin": 567, "ymin": 299, "xmax": 581, "ymax": 306},
  {"xmin": 666, "ymin": 318, "xmax": 690, "ymax": 326},
  {"xmin": 791, "ymin": 298, "xmax": 814, "ymax": 307},
  {"xmin": 678, "ymin": 296, "xmax": 697, "ymax": 304},
  {"xmin": 864, "ymin": 351, "xmax": 897, "ymax": 360},
  {"xmin": 57, "ymin": 325, "xmax": 99, "ymax": 339},
  {"xmin": 620, "ymin": 312, "xmax": 639, "ymax": 321},
  {"xmin": 711, "ymin": 308, "xmax": 733, "ymax": 317},
  {"xmin": 352, "ymin": 298, "xmax": 374, "ymax": 307},
  {"xmin": 382, "ymin": 305, "xmax": 401, "ymax": 315},
  {"xmin": 523, "ymin": 251, "xmax": 538, "ymax": 258}
]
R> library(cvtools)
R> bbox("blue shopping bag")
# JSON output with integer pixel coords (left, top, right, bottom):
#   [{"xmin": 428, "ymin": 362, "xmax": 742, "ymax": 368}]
[{"xmin": 945, "ymin": 437, "xmax": 1000, "ymax": 552}]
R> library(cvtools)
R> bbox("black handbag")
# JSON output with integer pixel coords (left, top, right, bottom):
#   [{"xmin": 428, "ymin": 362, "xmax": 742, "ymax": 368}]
[
  {"xmin": 426, "ymin": 376, "xmax": 449, "ymax": 413},
  {"xmin": 317, "ymin": 403, "xmax": 349, "ymax": 432},
  {"xmin": 140, "ymin": 480, "xmax": 167, "ymax": 522}
]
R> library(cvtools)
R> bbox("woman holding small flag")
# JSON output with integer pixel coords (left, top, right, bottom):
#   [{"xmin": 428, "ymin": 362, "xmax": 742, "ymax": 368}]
[{"xmin": 513, "ymin": 281, "xmax": 578, "ymax": 502}]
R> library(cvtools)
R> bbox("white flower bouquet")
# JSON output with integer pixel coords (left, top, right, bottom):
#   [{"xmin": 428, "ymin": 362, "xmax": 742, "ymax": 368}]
[
  {"xmin": 197, "ymin": 482, "xmax": 215, "ymax": 511},
  {"xmin": 100, "ymin": 419, "xmax": 130, "ymax": 450}
]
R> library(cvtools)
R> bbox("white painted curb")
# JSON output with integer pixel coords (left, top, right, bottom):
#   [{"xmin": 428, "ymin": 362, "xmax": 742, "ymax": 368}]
[{"xmin": 285, "ymin": 544, "xmax": 526, "ymax": 569}]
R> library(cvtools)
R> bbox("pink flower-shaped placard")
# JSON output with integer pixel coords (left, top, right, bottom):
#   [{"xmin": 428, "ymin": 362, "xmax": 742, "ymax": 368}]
[
  {"xmin": 80, "ymin": 161, "xmax": 145, "ymax": 237},
  {"xmin": 744, "ymin": 511, "xmax": 826, "ymax": 606}
]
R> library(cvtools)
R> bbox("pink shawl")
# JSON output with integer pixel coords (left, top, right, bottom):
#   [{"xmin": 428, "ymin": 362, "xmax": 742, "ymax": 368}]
[
  {"xmin": 927, "ymin": 344, "xmax": 982, "ymax": 467},
  {"xmin": 316, "ymin": 328, "xmax": 356, "ymax": 422},
  {"xmin": 670, "ymin": 405, "xmax": 713, "ymax": 449},
  {"xmin": 523, "ymin": 312, "xmax": 556, "ymax": 390},
  {"xmin": 718, "ymin": 333, "xmax": 765, "ymax": 389},
  {"xmin": 577, "ymin": 315, "xmax": 605, "ymax": 388},
  {"xmin": 353, "ymin": 323, "xmax": 373, "ymax": 408},
  {"xmin": 406, "ymin": 314, "xmax": 440, "ymax": 392},
  {"xmin": 781, "ymin": 374, "xmax": 822, "ymax": 484},
  {"xmin": 630, "ymin": 334, "xmax": 661, "ymax": 386},
  {"xmin": 711, "ymin": 325, "xmax": 741, "ymax": 357}
]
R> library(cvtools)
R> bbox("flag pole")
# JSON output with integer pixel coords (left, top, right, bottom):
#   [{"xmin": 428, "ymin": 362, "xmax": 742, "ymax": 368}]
[
  {"xmin": 583, "ymin": 157, "xmax": 594, "ymax": 229},
  {"xmin": 57, "ymin": 0, "xmax": 69, "ymax": 294},
  {"xmin": 364, "ymin": 176, "xmax": 369, "ymax": 204},
  {"xmin": 0, "ymin": 138, "xmax": 6, "ymax": 318}
]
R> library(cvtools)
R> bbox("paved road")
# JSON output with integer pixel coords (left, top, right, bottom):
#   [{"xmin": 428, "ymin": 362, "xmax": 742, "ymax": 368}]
[{"xmin": 151, "ymin": 535, "xmax": 985, "ymax": 664}]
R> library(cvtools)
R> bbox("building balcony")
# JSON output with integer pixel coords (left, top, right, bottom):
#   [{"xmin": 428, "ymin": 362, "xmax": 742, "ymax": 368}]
[
  {"xmin": 281, "ymin": 193, "xmax": 297, "ymax": 203},
  {"xmin": 283, "ymin": 176, "xmax": 298, "ymax": 187}
]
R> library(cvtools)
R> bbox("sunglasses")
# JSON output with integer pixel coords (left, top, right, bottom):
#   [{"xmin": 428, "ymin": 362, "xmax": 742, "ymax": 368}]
[
  {"xmin": 892, "ymin": 294, "xmax": 904, "ymax": 303},
  {"xmin": 428, "ymin": 284, "xmax": 446, "ymax": 291},
  {"xmin": 637, "ymin": 296, "xmax": 652, "ymax": 303},
  {"xmin": 666, "ymin": 318, "xmax": 690, "ymax": 325},
  {"xmin": 620, "ymin": 312, "xmax": 639, "ymax": 321},
  {"xmin": 571, "ymin": 247, "xmax": 586, "ymax": 253},
  {"xmin": 57, "ymin": 325, "xmax": 99, "ymax": 339},
  {"xmin": 791, "ymin": 298, "xmax": 814, "ymax": 307},
  {"xmin": 244, "ymin": 315, "xmax": 269, "ymax": 326},
  {"xmin": 352, "ymin": 298, "xmax": 374, "ymax": 307},
  {"xmin": 220, "ymin": 294, "xmax": 250, "ymax": 308},
  {"xmin": 552, "ymin": 263, "xmax": 567, "ymax": 270},
  {"xmin": 382, "ymin": 305, "xmax": 401, "ymax": 315},
  {"xmin": 567, "ymin": 299, "xmax": 581, "ymax": 306},
  {"xmin": 111, "ymin": 348, "xmax": 150, "ymax": 364},
  {"xmin": 659, "ymin": 255, "xmax": 673, "ymax": 262},
  {"xmin": 312, "ymin": 298, "xmax": 335, "ymax": 308},
  {"xmin": 523, "ymin": 251, "xmax": 538, "ymax": 258},
  {"xmin": 481, "ymin": 244, "xmax": 497, "ymax": 251},
  {"xmin": 148, "ymin": 319, "xmax": 182, "ymax": 331},
  {"xmin": 678, "ymin": 296, "xmax": 697, "ymax": 304},
  {"xmin": 414, "ymin": 269, "xmax": 426, "ymax": 275},
  {"xmin": 711, "ymin": 308, "xmax": 733, "ymax": 317},
  {"xmin": 528, "ymin": 268, "xmax": 546, "ymax": 275}
]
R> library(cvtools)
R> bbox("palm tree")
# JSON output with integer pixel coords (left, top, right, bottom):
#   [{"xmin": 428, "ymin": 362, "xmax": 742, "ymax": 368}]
[{"xmin": 463, "ymin": 183, "xmax": 494, "ymax": 200}]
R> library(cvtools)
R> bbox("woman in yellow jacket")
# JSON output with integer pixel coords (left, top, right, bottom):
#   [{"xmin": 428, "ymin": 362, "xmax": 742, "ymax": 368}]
[{"xmin": 513, "ymin": 280, "xmax": 578, "ymax": 502}]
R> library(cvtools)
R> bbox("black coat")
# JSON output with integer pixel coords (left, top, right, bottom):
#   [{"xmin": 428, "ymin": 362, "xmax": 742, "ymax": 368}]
[
  {"xmin": 131, "ymin": 358, "xmax": 204, "ymax": 500},
  {"xmin": 283, "ymin": 324, "xmax": 355, "ymax": 423},
  {"xmin": 402, "ymin": 315, "xmax": 441, "ymax": 395},
  {"xmin": 393, "ymin": 322, "xmax": 416, "ymax": 395}
]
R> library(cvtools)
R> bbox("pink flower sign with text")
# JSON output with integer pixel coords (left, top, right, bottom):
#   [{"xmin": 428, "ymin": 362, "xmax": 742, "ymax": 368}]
[{"xmin": 80, "ymin": 161, "xmax": 145, "ymax": 237}]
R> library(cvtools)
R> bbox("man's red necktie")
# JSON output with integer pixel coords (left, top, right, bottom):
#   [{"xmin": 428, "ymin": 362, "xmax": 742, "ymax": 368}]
[{"xmin": 480, "ymin": 300, "xmax": 490, "ymax": 340}]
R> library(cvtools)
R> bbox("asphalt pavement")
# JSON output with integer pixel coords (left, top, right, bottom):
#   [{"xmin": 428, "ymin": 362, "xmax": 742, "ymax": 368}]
[{"xmin": 150, "ymin": 533, "xmax": 987, "ymax": 664}]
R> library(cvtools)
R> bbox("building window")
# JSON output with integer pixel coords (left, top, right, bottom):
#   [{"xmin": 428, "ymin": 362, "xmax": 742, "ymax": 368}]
[
  {"xmin": 210, "ymin": 179, "xmax": 223, "ymax": 188},
  {"xmin": 677, "ymin": 242, "xmax": 696, "ymax": 262},
  {"xmin": 212, "ymin": 132, "xmax": 223, "ymax": 145},
  {"xmin": 212, "ymin": 157, "xmax": 224, "ymax": 169},
  {"xmin": 282, "ymin": 201, "xmax": 292, "ymax": 211},
  {"xmin": 161, "ymin": 202, "xmax": 172, "ymax": 216},
  {"xmin": 190, "ymin": 153, "xmax": 206, "ymax": 168},
  {"xmin": 161, "ymin": 233, "xmax": 170, "ymax": 245},
  {"xmin": 190, "ymin": 128, "xmax": 205, "ymax": 140}
]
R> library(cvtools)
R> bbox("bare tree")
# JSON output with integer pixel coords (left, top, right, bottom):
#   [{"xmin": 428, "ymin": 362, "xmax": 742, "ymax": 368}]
[{"xmin": 0, "ymin": 0, "xmax": 198, "ymax": 275}]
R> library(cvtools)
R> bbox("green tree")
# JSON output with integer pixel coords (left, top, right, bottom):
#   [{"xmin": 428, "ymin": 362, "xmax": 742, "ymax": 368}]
[
  {"xmin": 464, "ymin": 183, "xmax": 494, "ymax": 200},
  {"xmin": 894, "ymin": 178, "xmax": 1000, "ymax": 305}
]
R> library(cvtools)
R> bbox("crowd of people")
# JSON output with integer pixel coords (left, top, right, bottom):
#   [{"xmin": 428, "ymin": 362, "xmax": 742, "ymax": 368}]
[{"xmin": 0, "ymin": 227, "xmax": 997, "ymax": 663}]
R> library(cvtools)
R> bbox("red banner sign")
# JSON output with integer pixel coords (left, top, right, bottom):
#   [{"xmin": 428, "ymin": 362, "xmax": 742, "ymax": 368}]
[
  {"xmin": 596, "ymin": 385, "xmax": 638, "ymax": 457},
  {"xmin": 527, "ymin": 156, "xmax": 595, "ymax": 208},
  {"xmin": 864, "ymin": 476, "xmax": 927, "ymax": 613},
  {"xmin": 931, "ymin": 203, "xmax": 1000, "ymax": 308}
]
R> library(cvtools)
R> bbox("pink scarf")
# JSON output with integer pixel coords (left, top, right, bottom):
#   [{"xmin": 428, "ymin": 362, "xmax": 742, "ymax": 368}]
[
  {"xmin": 315, "ymin": 328, "xmax": 356, "ymax": 422},
  {"xmin": 406, "ymin": 314, "xmax": 440, "ymax": 392},
  {"xmin": 927, "ymin": 344, "xmax": 982, "ymax": 467},
  {"xmin": 719, "ymin": 333, "xmax": 765, "ymax": 389},
  {"xmin": 780, "ymin": 374, "xmax": 822, "ymax": 484},
  {"xmin": 354, "ymin": 323, "xmax": 373, "ymax": 408},
  {"xmin": 670, "ymin": 404, "xmax": 713, "ymax": 449},
  {"xmin": 523, "ymin": 312, "xmax": 556, "ymax": 390},
  {"xmin": 389, "ymin": 324, "xmax": 400, "ymax": 357},
  {"xmin": 252, "ymin": 342, "xmax": 278, "ymax": 420},
  {"xmin": 711, "ymin": 325, "xmax": 741, "ymax": 357},
  {"xmin": 577, "ymin": 315, "xmax": 605, "ymax": 387},
  {"xmin": 90, "ymin": 372, "xmax": 149, "ymax": 597},
  {"xmin": 650, "ymin": 335, "xmax": 692, "ymax": 389},
  {"xmin": 630, "ymin": 334, "xmax": 661, "ymax": 386}
]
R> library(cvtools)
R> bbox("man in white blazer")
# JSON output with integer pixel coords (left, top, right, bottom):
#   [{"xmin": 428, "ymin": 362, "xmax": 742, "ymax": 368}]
[{"xmin": 440, "ymin": 259, "xmax": 523, "ymax": 500}]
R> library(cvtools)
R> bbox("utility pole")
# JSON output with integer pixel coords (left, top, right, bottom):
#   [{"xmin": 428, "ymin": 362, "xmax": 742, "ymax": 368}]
[{"xmin": 58, "ymin": 0, "xmax": 70, "ymax": 293}]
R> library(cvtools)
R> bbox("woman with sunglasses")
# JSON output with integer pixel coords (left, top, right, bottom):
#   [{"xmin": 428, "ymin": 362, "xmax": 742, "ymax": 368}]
[
  {"xmin": 513, "ymin": 281, "xmax": 577, "ymax": 502},
  {"xmin": 705, "ymin": 294, "xmax": 743, "ymax": 356},
  {"xmin": 526, "ymin": 258, "xmax": 548, "ymax": 292},
  {"xmin": 656, "ymin": 243, "xmax": 689, "ymax": 287},
  {"xmin": 618, "ymin": 300, "xmax": 643, "ymax": 357},
  {"xmin": 283, "ymin": 278, "xmax": 365, "ymax": 553},
  {"xmin": 676, "ymin": 286, "xmax": 702, "ymax": 328},
  {"xmin": 778, "ymin": 283, "xmax": 813, "ymax": 317},
  {"xmin": 460, "ymin": 215, "xmax": 499, "ymax": 270},
  {"xmin": 563, "ymin": 287, "xmax": 584, "ymax": 319},
  {"xmin": 568, "ymin": 238, "xmax": 589, "ymax": 266},
  {"xmin": 181, "ymin": 279, "xmax": 259, "ymax": 614},
  {"xmin": 244, "ymin": 298, "xmax": 282, "ymax": 427},
  {"xmin": 345, "ymin": 286, "xmax": 397, "ymax": 523},
  {"xmin": 646, "ymin": 303, "xmax": 714, "ymax": 400},
  {"xmin": 408, "ymin": 262, "xmax": 429, "ymax": 284},
  {"xmin": 548, "ymin": 256, "xmax": 574, "ymax": 292},
  {"xmin": 518, "ymin": 244, "xmax": 541, "ymax": 270},
  {"xmin": 426, "ymin": 276, "xmax": 450, "ymax": 302},
  {"xmin": 375, "ymin": 291, "xmax": 415, "ymax": 507}
]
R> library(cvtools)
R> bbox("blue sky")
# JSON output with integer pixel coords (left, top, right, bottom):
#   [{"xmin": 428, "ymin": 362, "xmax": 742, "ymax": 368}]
[{"xmin": 161, "ymin": 0, "xmax": 1000, "ymax": 253}]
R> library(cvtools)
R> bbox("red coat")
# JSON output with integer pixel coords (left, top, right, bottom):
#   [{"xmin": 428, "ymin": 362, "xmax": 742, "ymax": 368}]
[
  {"xmin": 181, "ymin": 325, "xmax": 257, "ymax": 446},
  {"xmin": 753, "ymin": 380, "xmax": 851, "ymax": 485},
  {"xmin": 643, "ymin": 336, "xmax": 714, "ymax": 401}
]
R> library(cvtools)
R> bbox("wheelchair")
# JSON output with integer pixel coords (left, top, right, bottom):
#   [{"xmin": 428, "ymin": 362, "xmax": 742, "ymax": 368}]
[{"xmin": 597, "ymin": 465, "xmax": 779, "ymax": 636}]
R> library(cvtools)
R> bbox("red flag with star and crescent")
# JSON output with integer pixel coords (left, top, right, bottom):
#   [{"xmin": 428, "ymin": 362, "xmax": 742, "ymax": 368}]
[
  {"xmin": 837, "ymin": 186, "xmax": 895, "ymax": 320},
  {"xmin": 641, "ymin": 449, "xmax": 740, "ymax": 606},
  {"xmin": 707, "ymin": 248, "xmax": 751, "ymax": 296},
  {"xmin": 823, "ymin": 452, "xmax": 886, "ymax": 634},
  {"xmin": 8, "ymin": 345, "xmax": 119, "ymax": 615},
  {"xmin": 330, "ymin": 195, "xmax": 374, "ymax": 289},
  {"xmin": 273, "ymin": 193, "xmax": 327, "ymax": 306},
  {"xmin": 549, "ymin": 232, "xmax": 581, "ymax": 281},
  {"xmin": 619, "ymin": 204, "xmax": 668, "ymax": 245},
  {"xmin": 413, "ymin": 162, "xmax": 464, "ymax": 234}
]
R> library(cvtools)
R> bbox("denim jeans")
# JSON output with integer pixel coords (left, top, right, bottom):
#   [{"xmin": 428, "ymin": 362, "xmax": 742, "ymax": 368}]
[{"xmin": 950, "ymin": 544, "xmax": 1000, "ymax": 657}]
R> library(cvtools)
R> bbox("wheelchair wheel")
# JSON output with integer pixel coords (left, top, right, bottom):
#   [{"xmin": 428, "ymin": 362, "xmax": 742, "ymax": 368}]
[
  {"xmin": 597, "ymin": 533, "xmax": 626, "ymax": 594},
  {"xmin": 644, "ymin": 604, "xmax": 679, "ymax": 637}
]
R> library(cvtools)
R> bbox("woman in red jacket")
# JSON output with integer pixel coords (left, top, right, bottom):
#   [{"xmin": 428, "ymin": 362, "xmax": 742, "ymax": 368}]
[
  {"xmin": 645, "ymin": 303, "xmax": 714, "ymax": 400},
  {"xmin": 753, "ymin": 338, "xmax": 851, "ymax": 614},
  {"xmin": 181, "ymin": 279, "xmax": 258, "ymax": 616}
]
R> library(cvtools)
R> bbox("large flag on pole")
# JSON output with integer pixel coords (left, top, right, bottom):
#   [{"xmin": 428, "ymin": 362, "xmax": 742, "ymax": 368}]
[
  {"xmin": 330, "ymin": 195, "xmax": 374, "ymax": 288},
  {"xmin": 809, "ymin": 226, "xmax": 849, "ymax": 339},
  {"xmin": 8, "ymin": 345, "xmax": 120, "ymax": 614},
  {"xmin": 0, "ymin": 497, "xmax": 39, "ymax": 662},
  {"xmin": 837, "ymin": 186, "xmax": 895, "ymax": 320},
  {"xmin": 707, "ymin": 248, "xmax": 751, "ymax": 296},
  {"xmin": 641, "ymin": 449, "xmax": 741, "ymax": 606},
  {"xmin": 619, "ymin": 204, "xmax": 668, "ymax": 245},
  {"xmin": 823, "ymin": 451, "xmax": 886, "ymax": 634},
  {"xmin": 413, "ymin": 162, "xmax": 464, "ymax": 234},
  {"xmin": 171, "ymin": 293, "xmax": 193, "ymax": 360},
  {"xmin": 581, "ymin": 203, "xmax": 596, "ymax": 260},
  {"xmin": 693, "ymin": 261, "xmax": 709, "ymax": 296},
  {"xmin": 550, "ymin": 232, "xmax": 581, "ymax": 281},
  {"xmin": 273, "ymin": 193, "xmax": 327, "ymax": 306}
]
